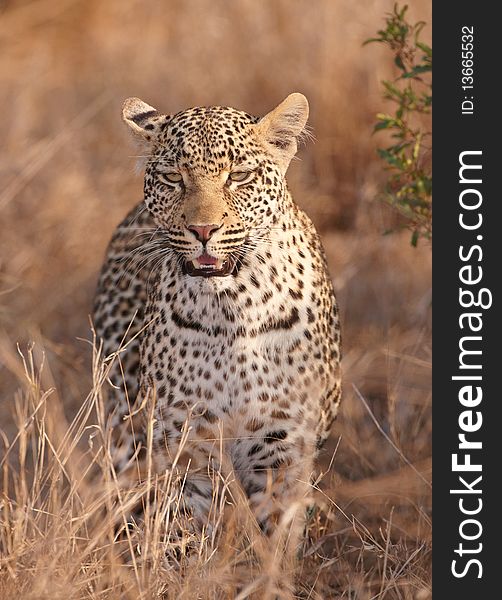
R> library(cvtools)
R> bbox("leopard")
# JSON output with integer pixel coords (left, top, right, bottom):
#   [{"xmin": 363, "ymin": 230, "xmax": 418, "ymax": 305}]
[{"xmin": 93, "ymin": 93, "xmax": 341, "ymax": 567}]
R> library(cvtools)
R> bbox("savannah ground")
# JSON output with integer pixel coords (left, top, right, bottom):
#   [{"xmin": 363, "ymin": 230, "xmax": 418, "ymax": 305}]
[{"xmin": 0, "ymin": 1, "xmax": 431, "ymax": 598}]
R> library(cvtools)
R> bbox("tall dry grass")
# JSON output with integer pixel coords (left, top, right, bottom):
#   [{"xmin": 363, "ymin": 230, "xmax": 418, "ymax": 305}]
[{"xmin": 1, "ymin": 1, "xmax": 431, "ymax": 598}]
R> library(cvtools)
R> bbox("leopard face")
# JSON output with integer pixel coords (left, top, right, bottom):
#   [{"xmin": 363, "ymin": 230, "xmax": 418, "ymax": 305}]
[{"xmin": 122, "ymin": 95, "xmax": 309, "ymax": 292}]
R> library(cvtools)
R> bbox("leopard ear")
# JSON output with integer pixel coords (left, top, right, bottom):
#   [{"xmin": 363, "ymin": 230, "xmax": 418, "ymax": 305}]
[
  {"xmin": 255, "ymin": 93, "xmax": 309, "ymax": 173},
  {"xmin": 122, "ymin": 97, "xmax": 167, "ymax": 142}
]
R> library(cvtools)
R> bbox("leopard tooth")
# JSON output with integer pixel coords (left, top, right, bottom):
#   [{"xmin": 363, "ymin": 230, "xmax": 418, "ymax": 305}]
[
  {"xmin": 215, "ymin": 258, "xmax": 224, "ymax": 269},
  {"xmin": 192, "ymin": 258, "xmax": 201, "ymax": 269}
]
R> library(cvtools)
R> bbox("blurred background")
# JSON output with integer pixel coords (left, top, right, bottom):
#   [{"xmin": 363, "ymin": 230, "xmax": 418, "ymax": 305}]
[{"xmin": 0, "ymin": 0, "xmax": 431, "ymax": 596}]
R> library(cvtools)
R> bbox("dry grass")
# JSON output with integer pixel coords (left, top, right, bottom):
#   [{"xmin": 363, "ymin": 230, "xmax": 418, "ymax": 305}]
[{"xmin": 0, "ymin": 1, "xmax": 431, "ymax": 598}]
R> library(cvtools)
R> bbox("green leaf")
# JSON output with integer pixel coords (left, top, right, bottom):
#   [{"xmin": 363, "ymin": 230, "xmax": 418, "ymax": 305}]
[
  {"xmin": 374, "ymin": 113, "xmax": 404, "ymax": 133},
  {"xmin": 363, "ymin": 37, "xmax": 382, "ymax": 46},
  {"xmin": 376, "ymin": 112, "xmax": 395, "ymax": 121},
  {"xmin": 394, "ymin": 54, "xmax": 406, "ymax": 70},
  {"xmin": 414, "ymin": 21, "xmax": 426, "ymax": 40},
  {"xmin": 377, "ymin": 148, "xmax": 406, "ymax": 169},
  {"xmin": 402, "ymin": 64, "xmax": 432, "ymax": 78},
  {"xmin": 416, "ymin": 41, "xmax": 432, "ymax": 56},
  {"xmin": 373, "ymin": 121, "xmax": 391, "ymax": 132},
  {"xmin": 382, "ymin": 81, "xmax": 403, "ymax": 99},
  {"xmin": 387, "ymin": 141, "xmax": 412, "ymax": 153}
]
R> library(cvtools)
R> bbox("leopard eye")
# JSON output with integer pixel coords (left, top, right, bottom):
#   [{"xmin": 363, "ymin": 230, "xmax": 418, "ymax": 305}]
[
  {"xmin": 159, "ymin": 172, "xmax": 183, "ymax": 184},
  {"xmin": 228, "ymin": 171, "xmax": 253, "ymax": 184}
]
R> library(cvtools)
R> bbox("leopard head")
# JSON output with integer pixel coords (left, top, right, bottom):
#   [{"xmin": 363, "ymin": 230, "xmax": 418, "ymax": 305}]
[{"xmin": 122, "ymin": 94, "xmax": 309, "ymax": 282}]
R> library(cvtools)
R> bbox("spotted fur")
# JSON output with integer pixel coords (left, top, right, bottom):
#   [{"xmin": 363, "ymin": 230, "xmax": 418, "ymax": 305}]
[{"xmin": 93, "ymin": 93, "xmax": 341, "ymax": 546}]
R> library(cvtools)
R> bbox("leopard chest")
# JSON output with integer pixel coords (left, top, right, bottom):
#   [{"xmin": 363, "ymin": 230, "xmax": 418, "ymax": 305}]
[
  {"xmin": 146, "ymin": 313, "xmax": 320, "ymax": 401},
  {"xmin": 144, "ymin": 323, "xmax": 325, "ymax": 473},
  {"xmin": 142, "ymin": 303, "xmax": 326, "ymax": 442}
]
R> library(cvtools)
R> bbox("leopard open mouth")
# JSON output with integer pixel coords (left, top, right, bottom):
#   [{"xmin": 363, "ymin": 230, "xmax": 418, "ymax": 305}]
[{"xmin": 182, "ymin": 253, "xmax": 241, "ymax": 278}]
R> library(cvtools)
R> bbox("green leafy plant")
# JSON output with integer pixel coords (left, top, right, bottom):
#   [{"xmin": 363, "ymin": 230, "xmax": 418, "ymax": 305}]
[{"xmin": 365, "ymin": 4, "xmax": 432, "ymax": 245}]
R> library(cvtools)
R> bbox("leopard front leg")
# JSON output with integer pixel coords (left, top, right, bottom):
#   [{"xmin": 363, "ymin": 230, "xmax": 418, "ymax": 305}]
[
  {"xmin": 150, "ymin": 407, "xmax": 229, "ymax": 553},
  {"xmin": 237, "ymin": 433, "xmax": 315, "ymax": 553}
]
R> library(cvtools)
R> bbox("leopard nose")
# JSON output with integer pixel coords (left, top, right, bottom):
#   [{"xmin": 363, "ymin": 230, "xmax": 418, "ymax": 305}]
[{"xmin": 186, "ymin": 223, "xmax": 221, "ymax": 243}]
